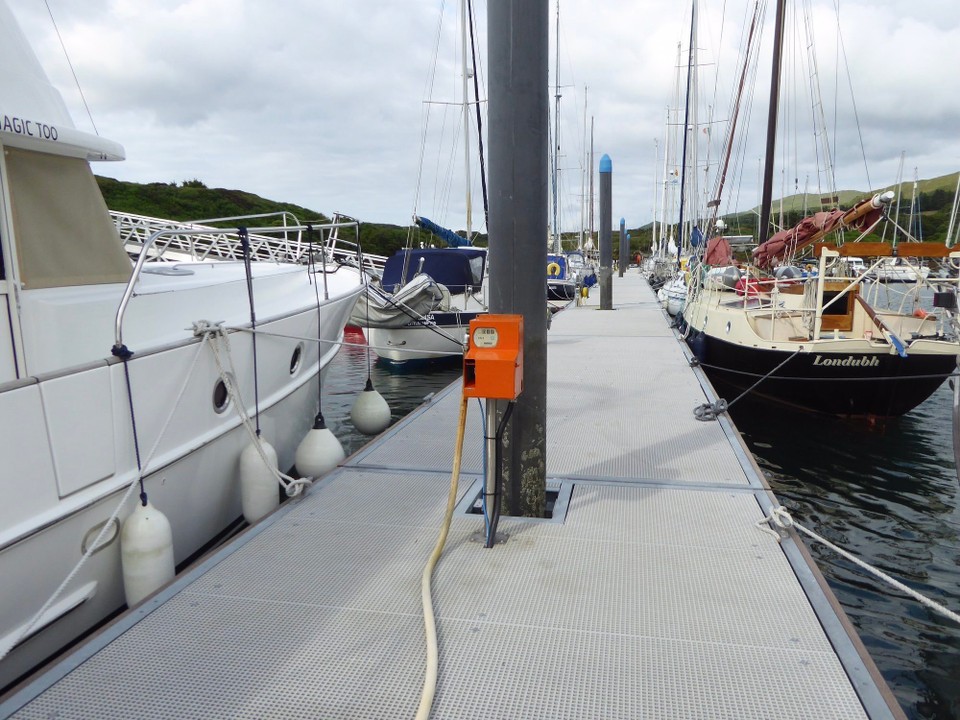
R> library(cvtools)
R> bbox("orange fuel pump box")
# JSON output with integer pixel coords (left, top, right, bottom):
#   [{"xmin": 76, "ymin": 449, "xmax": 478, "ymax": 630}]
[{"xmin": 463, "ymin": 314, "xmax": 524, "ymax": 400}]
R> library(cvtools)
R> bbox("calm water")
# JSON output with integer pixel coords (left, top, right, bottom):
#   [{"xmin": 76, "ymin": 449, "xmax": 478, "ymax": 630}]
[
  {"xmin": 731, "ymin": 385, "xmax": 960, "ymax": 720},
  {"xmin": 321, "ymin": 327, "xmax": 462, "ymax": 458},
  {"xmin": 325, "ymin": 328, "xmax": 960, "ymax": 719}
]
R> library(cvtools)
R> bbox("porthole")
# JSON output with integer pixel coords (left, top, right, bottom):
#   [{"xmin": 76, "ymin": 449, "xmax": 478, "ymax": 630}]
[
  {"xmin": 289, "ymin": 343, "xmax": 304, "ymax": 375},
  {"xmin": 212, "ymin": 376, "xmax": 232, "ymax": 414},
  {"xmin": 725, "ymin": 321, "xmax": 731, "ymax": 334}
]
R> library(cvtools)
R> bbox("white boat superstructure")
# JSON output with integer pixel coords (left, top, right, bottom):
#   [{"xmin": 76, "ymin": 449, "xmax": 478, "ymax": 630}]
[
  {"xmin": 868, "ymin": 256, "xmax": 930, "ymax": 283},
  {"xmin": 0, "ymin": 1, "xmax": 364, "ymax": 690},
  {"xmin": 359, "ymin": 246, "xmax": 488, "ymax": 363}
]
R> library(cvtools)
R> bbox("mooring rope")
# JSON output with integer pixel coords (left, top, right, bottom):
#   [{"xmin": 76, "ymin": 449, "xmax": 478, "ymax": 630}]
[
  {"xmin": 0, "ymin": 334, "xmax": 212, "ymax": 664},
  {"xmin": 757, "ymin": 506, "xmax": 960, "ymax": 626},
  {"xmin": 694, "ymin": 347, "xmax": 803, "ymax": 421},
  {"xmin": 227, "ymin": 325, "xmax": 461, "ymax": 358},
  {"xmin": 360, "ymin": 283, "xmax": 469, "ymax": 348},
  {"xmin": 200, "ymin": 322, "xmax": 312, "ymax": 498}
]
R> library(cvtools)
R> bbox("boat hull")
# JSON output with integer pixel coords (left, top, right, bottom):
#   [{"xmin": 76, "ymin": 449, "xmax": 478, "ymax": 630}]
[
  {"xmin": 687, "ymin": 328, "xmax": 954, "ymax": 417},
  {"xmin": 367, "ymin": 310, "xmax": 482, "ymax": 363},
  {"xmin": 0, "ymin": 290, "xmax": 361, "ymax": 691},
  {"xmin": 547, "ymin": 280, "xmax": 577, "ymax": 302}
]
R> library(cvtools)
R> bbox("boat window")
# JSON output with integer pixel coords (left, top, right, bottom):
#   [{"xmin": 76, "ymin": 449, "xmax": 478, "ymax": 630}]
[
  {"xmin": 5, "ymin": 147, "xmax": 131, "ymax": 289},
  {"xmin": 469, "ymin": 256, "xmax": 484, "ymax": 285}
]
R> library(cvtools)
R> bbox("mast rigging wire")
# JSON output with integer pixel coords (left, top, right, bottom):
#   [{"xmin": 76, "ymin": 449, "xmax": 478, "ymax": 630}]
[{"xmin": 44, "ymin": 0, "xmax": 98, "ymax": 135}]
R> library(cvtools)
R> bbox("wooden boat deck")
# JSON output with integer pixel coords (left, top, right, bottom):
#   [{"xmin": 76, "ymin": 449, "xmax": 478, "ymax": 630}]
[{"xmin": 0, "ymin": 273, "xmax": 904, "ymax": 719}]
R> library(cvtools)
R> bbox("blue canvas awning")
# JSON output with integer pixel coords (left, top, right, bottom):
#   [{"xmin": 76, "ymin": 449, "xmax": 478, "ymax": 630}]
[{"xmin": 382, "ymin": 247, "xmax": 487, "ymax": 294}]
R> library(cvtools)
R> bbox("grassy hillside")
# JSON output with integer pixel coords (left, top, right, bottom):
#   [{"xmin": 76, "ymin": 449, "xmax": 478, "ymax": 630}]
[
  {"xmin": 741, "ymin": 172, "xmax": 960, "ymax": 219},
  {"xmin": 95, "ymin": 176, "xmax": 443, "ymax": 258},
  {"xmin": 96, "ymin": 171, "xmax": 956, "ymax": 263},
  {"xmin": 621, "ymin": 171, "xmax": 960, "ymax": 256}
]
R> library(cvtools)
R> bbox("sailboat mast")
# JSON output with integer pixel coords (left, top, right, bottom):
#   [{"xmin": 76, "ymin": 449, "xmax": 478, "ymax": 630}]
[
  {"xmin": 906, "ymin": 168, "xmax": 919, "ymax": 243},
  {"xmin": 552, "ymin": 0, "xmax": 561, "ymax": 253},
  {"xmin": 675, "ymin": 0, "xmax": 696, "ymax": 271},
  {"xmin": 580, "ymin": 85, "xmax": 588, "ymax": 249},
  {"xmin": 757, "ymin": 0, "xmax": 786, "ymax": 246},
  {"xmin": 589, "ymin": 116, "xmax": 594, "ymax": 249},
  {"xmin": 946, "ymin": 173, "xmax": 960, "ymax": 248},
  {"xmin": 709, "ymin": 0, "xmax": 760, "ymax": 231},
  {"xmin": 466, "ymin": 0, "xmax": 489, "ymax": 232},
  {"xmin": 659, "ymin": 105, "xmax": 671, "ymax": 257},
  {"xmin": 689, "ymin": 0, "xmax": 699, "ymax": 240},
  {"xmin": 461, "ymin": 0, "xmax": 473, "ymax": 240},
  {"xmin": 652, "ymin": 139, "xmax": 661, "ymax": 254},
  {"xmin": 665, "ymin": 42, "xmax": 682, "ymax": 254}
]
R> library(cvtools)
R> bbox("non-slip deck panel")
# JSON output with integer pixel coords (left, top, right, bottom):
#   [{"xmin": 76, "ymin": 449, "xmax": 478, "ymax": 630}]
[
  {"xmin": 9, "ymin": 475, "xmax": 866, "ymax": 720},
  {"xmin": 4, "ymin": 274, "xmax": 884, "ymax": 720},
  {"xmin": 352, "ymin": 337, "xmax": 749, "ymax": 486}
]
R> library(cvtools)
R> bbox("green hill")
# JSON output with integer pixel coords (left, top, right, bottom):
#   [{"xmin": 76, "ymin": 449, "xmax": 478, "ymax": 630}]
[
  {"xmin": 740, "ymin": 172, "xmax": 960, "ymax": 219},
  {"xmin": 622, "ymin": 171, "xmax": 960, "ymax": 256},
  {"xmin": 95, "ymin": 176, "xmax": 429, "ymax": 258},
  {"xmin": 96, "ymin": 171, "xmax": 957, "ymax": 263},
  {"xmin": 723, "ymin": 172, "xmax": 960, "ymax": 246}
]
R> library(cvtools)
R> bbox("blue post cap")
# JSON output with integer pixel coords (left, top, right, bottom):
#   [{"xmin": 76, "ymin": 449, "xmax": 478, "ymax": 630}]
[
  {"xmin": 620, "ymin": 218, "xmax": 625, "ymax": 228},
  {"xmin": 599, "ymin": 154, "xmax": 612, "ymax": 173}
]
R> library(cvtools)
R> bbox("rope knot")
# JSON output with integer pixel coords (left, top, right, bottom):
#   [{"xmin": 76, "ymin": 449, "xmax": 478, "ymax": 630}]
[
  {"xmin": 693, "ymin": 399, "xmax": 728, "ymax": 421},
  {"xmin": 755, "ymin": 505, "xmax": 794, "ymax": 541},
  {"xmin": 769, "ymin": 506, "xmax": 794, "ymax": 529},
  {"xmin": 285, "ymin": 477, "xmax": 314, "ymax": 498},
  {"xmin": 192, "ymin": 320, "xmax": 225, "ymax": 338}
]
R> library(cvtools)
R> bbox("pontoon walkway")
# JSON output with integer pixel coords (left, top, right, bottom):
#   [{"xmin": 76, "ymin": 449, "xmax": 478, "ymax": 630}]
[{"xmin": 1, "ymin": 272, "xmax": 903, "ymax": 719}]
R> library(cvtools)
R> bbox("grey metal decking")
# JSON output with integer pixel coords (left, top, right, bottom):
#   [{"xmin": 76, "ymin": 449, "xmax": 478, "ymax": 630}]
[{"xmin": 0, "ymin": 272, "xmax": 903, "ymax": 719}]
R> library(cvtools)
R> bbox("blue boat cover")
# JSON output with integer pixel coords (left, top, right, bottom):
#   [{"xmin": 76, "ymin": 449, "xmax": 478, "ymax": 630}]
[
  {"xmin": 414, "ymin": 215, "xmax": 472, "ymax": 248},
  {"xmin": 690, "ymin": 226, "xmax": 704, "ymax": 247},
  {"xmin": 382, "ymin": 247, "xmax": 487, "ymax": 295}
]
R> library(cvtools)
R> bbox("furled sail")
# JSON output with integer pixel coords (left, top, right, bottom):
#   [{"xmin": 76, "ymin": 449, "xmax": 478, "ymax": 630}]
[
  {"xmin": 751, "ymin": 192, "xmax": 893, "ymax": 269},
  {"xmin": 414, "ymin": 215, "xmax": 471, "ymax": 247}
]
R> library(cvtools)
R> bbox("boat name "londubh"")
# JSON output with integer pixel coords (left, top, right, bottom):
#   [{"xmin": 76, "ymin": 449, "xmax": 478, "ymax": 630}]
[{"xmin": 812, "ymin": 354, "xmax": 880, "ymax": 367}]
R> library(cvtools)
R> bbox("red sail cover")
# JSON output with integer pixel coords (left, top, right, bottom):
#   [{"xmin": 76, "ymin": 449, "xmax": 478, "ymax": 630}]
[
  {"xmin": 751, "ymin": 200, "xmax": 884, "ymax": 269},
  {"xmin": 704, "ymin": 236, "xmax": 733, "ymax": 266}
]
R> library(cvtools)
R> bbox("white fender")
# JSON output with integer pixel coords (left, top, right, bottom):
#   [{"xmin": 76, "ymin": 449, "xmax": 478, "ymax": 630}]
[
  {"xmin": 239, "ymin": 440, "xmax": 279, "ymax": 524},
  {"xmin": 295, "ymin": 418, "xmax": 345, "ymax": 477},
  {"xmin": 120, "ymin": 500, "xmax": 175, "ymax": 607},
  {"xmin": 350, "ymin": 380, "xmax": 392, "ymax": 435}
]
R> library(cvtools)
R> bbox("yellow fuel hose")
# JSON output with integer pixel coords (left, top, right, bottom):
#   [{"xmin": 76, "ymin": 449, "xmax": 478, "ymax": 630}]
[{"xmin": 415, "ymin": 393, "xmax": 469, "ymax": 720}]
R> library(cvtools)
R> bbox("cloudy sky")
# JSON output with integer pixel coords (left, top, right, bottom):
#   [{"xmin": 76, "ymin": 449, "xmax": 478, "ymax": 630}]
[{"xmin": 9, "ymin": 0, "xmax": 960, "ymax": 234}]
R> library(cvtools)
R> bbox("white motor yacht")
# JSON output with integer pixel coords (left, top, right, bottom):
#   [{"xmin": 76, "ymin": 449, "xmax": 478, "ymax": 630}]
[{"xmin": 0, "ymin": 1, "xmax": 364, "ymax": 689}]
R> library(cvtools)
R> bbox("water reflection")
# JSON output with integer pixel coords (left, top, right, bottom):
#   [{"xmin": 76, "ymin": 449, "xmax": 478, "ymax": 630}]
[
  {"xmin": 731, "ymin": 384, "xmax": 960, "ymax": 720},
  {"xmin": 323, "ymin": 328, "xmax": 462, "ymax": 457}
]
